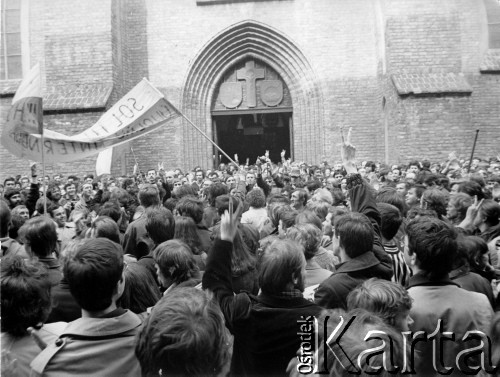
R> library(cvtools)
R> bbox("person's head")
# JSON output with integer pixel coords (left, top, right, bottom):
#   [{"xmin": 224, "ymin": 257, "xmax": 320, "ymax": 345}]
[
  {"xmin": 458, "ymin": 181, "xmax": 484, "ymax": 200},
  {"xmin": 4, "ymin": 188, "xmax": 22, "ymax": 208},
  {"xmin": 19, "ymin": 216, "xmax": 58, "ymax": 257},
  {"xmin": 176, "ymin": 196, "xmax": 204, "ymax": 224},
  {"xmin": 458, "ymin": 235, "xmax": 490, "ymax": 272},
  {"xmin": 334, "ymin": 212, "xmax": 374, "ymax": 261},
  {"xmin": 138, "ymin": 184, "xmax": 160, "ymax": 208},
  {"xmin": 1, "ymin": 256, "xmax": 52, "ymax": 336},
  {"xmin": 377, "ymin": 203, "xmax": 403, "ymax": 242},
  {"xmin": 405, "ymin": 217, "xmax": 457, "ymax": 280},
  {"xmin": 421, "ymin": 188, "xmax": 447, "ymax": 220},
  {"xmin": 258, "ymin": 239, "xmax": 306, "ymax": 294},
  {"xmin": 311, "ymin": 188, "xmax": 333, "ymax": 205},
  {"xmin": 81, "ymin": 182, "xmax": 93, "ymax": 198},
  {"xmin": 3, "ymin": 177, "xmax": 16, "ymax": 189},
  {"xmin": 246, "ymin": 188, "xmax": 266, "ymax": 209},
  {"xmin": 207, "ymin": 183, "xmax": 228, "ymax": 207},
  {"xmin": 306, "ymin": 200, "xmax": 330, "ymax": 222},
  {"xmin": 377, "ymin": 187, "xmax": 407, "ymax": 217},
  {"xmin": 89, "ymin": 216, "xmax": 121, "ymax": 244},
  {"xmin": 474, "ymin": 199, "xmax": 500, "ymax": 230},
  {"xmin": 64, "ymin": 182, "xmax": 77, "ymax": 197},
  {"xmin": 347, "ymin": 278, "xmax": 413, "ymax": 331},
  {"xmin": 48, "ymin": 204, "xmax": 66, "ymax": 228},
  {"xmin": 147, "ymin": 169, "xmax": 157, "ymax": 183},
  {"xmin": 246, "ymin": 172, "xmax": 256, "ymax": 186},
  {"xmin": 145, "ymin": 207, "xmax": 175, "ymax": 246},
  {"xmin": 396, "ymin": 182, "xmax": 409, "ymax": 197},
  {"xmin": 174, "ymin": 216, "xmax": 202, "ymax": 255},
  {"xmin": 64, "ymin": 238, "xmax": 124, "ymax": 312},
  {"xmin": 405, "ymin": 184, "xmax": 425, "ymax": 207},
  {"xmin": 135, "ymin": 288, "xmax": 232, "ymax": 377},
  {"xmin": 153, "ymin": 240, "xmax": 199, "ymax": 289},
  {"xmin": 11, "ymin": 204, "xmax": 29, "ymax": 220},
  {"xmin": 0, "ymin": 201, "xmax": 11, "ymax": 238},
  {"xmin": 291, "ymin": 189, "xmax": 308, "ymax": 210},
  {"xmin": 118, "ymin": 262, "xmax": 161, "ymax": 314},
  {"xmin": 47, "ymin": 183, "xmax": 62, "ymax": 202},
  {"xmin": 294, "ymin": 211, "xmax": 323, "ymax": 233},
  {"xmin": 195, "ymin": 170, "xmax": 205, "ymax": 183},
  {"xmin": 286, "ymin": 223, "xmax": 321, "ymax": 260},
  {"xmin": 447, "ymin": 193, "xmax": 472, "ymax": 223},
  {"xmin": 408, "ymin": 160, "xmax": 420, "ymax": 174},
  {"xmin": 98, "ymin": 201, "xmax": 122, "ymax": 223}
]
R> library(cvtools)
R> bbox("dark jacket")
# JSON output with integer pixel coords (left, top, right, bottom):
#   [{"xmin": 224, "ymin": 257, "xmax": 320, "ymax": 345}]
[
  {"xmin": 203, "ymin": 239, "xmax": 322, "ymax": 377},
  {"xmin": 450, "ymin": 265, "xmax": 495, "ymax": 308},
  {"xmin": 46, "ymin": 277, "xmax": 81, "ymax": 323},
  {"xmin": 314, "ymin": 174, "xmax": 393, "ymax": 309}
]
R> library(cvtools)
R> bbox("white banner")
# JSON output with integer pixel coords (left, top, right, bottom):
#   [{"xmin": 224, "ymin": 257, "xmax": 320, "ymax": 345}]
[{"xmin": 1, "ymin": 78, "xmax": 181, "ymax": 163}]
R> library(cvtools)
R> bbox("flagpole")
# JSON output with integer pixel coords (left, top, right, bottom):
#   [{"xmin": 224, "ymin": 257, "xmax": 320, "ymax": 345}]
[
  {"xmin": 41, "ymin": 133, "xmax": 47, "ymax": 216},
  {"xmin": 180, "ymin": 113, "xmax": 240, "ymax": 169},
  {"xmin": 467, "ymin": 129, "xmax": 480, "ymax": 174}
]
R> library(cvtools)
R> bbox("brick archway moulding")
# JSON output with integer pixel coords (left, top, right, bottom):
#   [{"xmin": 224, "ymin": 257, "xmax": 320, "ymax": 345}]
[{"xmin": 180, "ymin": 20, "xmax": 325, "ymax": 169}]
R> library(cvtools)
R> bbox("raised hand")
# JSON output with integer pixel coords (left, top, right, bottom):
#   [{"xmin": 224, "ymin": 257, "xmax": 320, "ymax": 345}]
[
  {"xmin": 340, "ymin": 127, "xmax": 356, "ymax": 172},
  {"xmin": 234, "ymin": 153, "xmax": 239, "ymax": 162},
  {"xmin": 465, "ymin": 195, "xmax": 484, "ymax": 222},
  {"xmin": 281, "ymin": 149, "xmax": 286, "ymax": 158},
  {"xmin": 220, "ymin": 197, "xmax": 243, "ymax": 242},
  {"xmin": 265, "ymin": 150, "xmax": 269, "ymax": 159}
]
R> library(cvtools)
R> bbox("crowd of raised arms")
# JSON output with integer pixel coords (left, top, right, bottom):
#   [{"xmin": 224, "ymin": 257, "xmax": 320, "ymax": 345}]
[{"xmin": 1, "ymin": 129, "xmax": 500, "ymax": 376}]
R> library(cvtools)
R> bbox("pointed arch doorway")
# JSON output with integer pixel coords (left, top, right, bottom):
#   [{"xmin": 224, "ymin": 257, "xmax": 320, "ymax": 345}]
[{"xmin": 211, "ymin": 59, "xmax": 293, "ymax": 165}]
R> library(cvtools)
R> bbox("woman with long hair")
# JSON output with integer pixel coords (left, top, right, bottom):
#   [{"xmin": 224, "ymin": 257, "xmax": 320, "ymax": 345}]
[{"xmin": 174, "ymin": 216, "xmax": 206, "ymax": 270}]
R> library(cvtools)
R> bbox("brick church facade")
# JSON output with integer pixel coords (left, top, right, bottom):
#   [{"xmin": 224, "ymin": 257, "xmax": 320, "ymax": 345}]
[{"xmin": 1, "ymin": 0, "xmax": 499, "ymax": 178}]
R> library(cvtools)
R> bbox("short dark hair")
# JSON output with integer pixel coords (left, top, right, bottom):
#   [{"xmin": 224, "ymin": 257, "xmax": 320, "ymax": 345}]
[
  {"xmin": 4, "ymin": 187, "xmax": 21, "ymax": 200},
  {"xmin": 406, "ymin": 217, "xmax": 457, "ymax": 280},
  {"xmin": 153, "ymin": 240, "xmax": 198, "ymax": 285},
  {"xmin": 19, "ymin": 217, "xmax": 58, "ymax": 257},
  {"xmin": 98, "ymin": 201, "xmax": 122, "ymax": 223},
  {"xmin": 64, "ymin": 238, "xmax": 124, "ymax": 311},
  {"xmin": 91, "ymin": 216, "xmax": 121, "ymax": 244},
  {"xmin": 146, "ymin": 207, "xmax": 175, "ymax": 245},
  {"xmin": 138, "ymin": 184, "xmax": 160, "ymax": 208},
  {"xmin": 118, "ymin": 262, "xmax": 161, "ymax": 314},
  {"xmin": 376, "ymin": 187, "xmax": 407, "ymax": 217},
  {"xmin": 334, "ymin": 212, "xmax": 374, "ymax": 258},
  {"xmin": 448, "ymin": 193, "xmax": 472, "ymax": 222},
  {"xmin": 215, "ymin": 195, "xmax": 240, "ymax": 216},
  {"xmin": 480, "ymin": 200, "xmax": 500, "ymax": 227},
  {"xmin": 1, "ymin": 256, "xmax": 52, "ymax": 336},
  {"xmin": 207, "ymin": 183, "xmax": 228, "ymax": 207},
  {"xmin": 377, "ymin": 203, "xmax": 403, "ymax": 241},
  {"xmin": 258, "ymin": 239, "xmax": 305, "ymax": 295},
  {"xmin": 135, "ymin": 288, "xmax": 231, "ymax": 376},
  {"xmin": 176, "ymin": 196, "xmax": 204, "ymax": 224},
  {"xmin": 458, "ymin": 181, "xmax": 484, "ymax": 200}
]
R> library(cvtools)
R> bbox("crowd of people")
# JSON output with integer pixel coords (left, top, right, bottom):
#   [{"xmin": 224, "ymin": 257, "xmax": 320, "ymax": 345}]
[{"xmin": 1, "ymin": 129, "xmax": 500, "ymax": 376}]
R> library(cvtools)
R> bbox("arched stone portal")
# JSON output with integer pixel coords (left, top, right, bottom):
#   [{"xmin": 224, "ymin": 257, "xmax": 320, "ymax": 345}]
[
  {"xmin": 180, "ymin": 20, "xmax": 324, "ymax": 169},
  {"xmin": 212, "ymin": 59, "xmax": 293, "ymax": 165}
]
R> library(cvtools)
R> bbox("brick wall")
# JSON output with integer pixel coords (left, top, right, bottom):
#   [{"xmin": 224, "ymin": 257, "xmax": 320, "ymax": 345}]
[{"xmin": 1, "ymin": 0, "xmax": 499, "ymax": 181}]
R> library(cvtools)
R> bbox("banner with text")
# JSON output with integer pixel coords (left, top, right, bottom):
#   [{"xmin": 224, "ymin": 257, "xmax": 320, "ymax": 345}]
[{"xmin": 1, "ymin": 78, "xmax": 181, "ymax": 163}]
